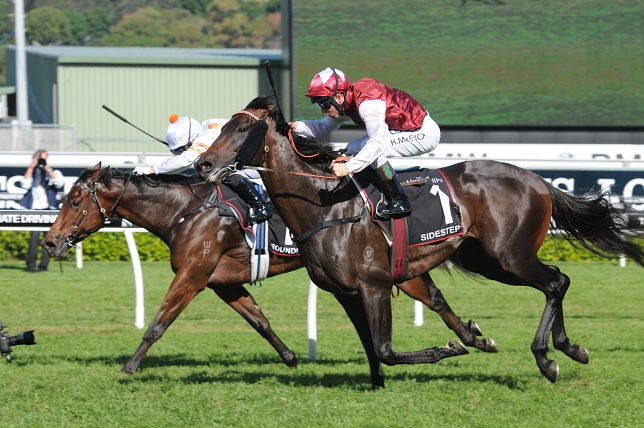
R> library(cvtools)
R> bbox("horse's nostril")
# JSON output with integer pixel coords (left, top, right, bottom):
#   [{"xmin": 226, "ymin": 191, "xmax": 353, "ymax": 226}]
[{"xmin": 198, "ymin": 161, "xmax": 213, "ymax": 172}]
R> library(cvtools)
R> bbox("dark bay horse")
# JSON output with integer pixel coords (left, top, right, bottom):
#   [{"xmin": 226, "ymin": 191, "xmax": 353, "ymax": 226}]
[
  {"xmin": 42, "ymin": 163, "xmax": 496, "ymax": 375},
  {"xmin": 197, "ymin": 96, "xmax": 644, "ymax": 388}
]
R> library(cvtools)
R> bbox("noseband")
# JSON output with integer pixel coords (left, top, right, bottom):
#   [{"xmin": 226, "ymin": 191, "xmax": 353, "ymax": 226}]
[
  {"xmin": 206, "ymin": 110, "xmax": 268, "ymax": 184},
  {"xmin": 205, "ymin": 109, "xmax": 325, "ymax": 184},
  {"xmin": 66, "ymin": 173, "xmax": 132, "ymax": 247}
]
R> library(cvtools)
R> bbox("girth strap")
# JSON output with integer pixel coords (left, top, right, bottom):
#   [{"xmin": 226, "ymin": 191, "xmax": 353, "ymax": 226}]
[
  {"xmin": 292, "ymin": 216, "xmax": 361, "ymax": 243},
  {"xmin": 390, "ymin": 217, "xmax": 409, "ymax": 284}
]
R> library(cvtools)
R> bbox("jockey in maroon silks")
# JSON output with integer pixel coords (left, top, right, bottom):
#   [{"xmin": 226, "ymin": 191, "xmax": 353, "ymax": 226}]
[{"xmin": 292, "ymin": 67, "xmax": 440, "ymax": 218}]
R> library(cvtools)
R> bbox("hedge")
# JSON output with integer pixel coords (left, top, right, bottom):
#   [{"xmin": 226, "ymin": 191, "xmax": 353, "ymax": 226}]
[
  {"xmin": 0, "ymin": 231, "xmax": 169, "ymax": 262},
  {"xmin": 0, "ymin": 230, "xmax": 635, "ymax": 263}
]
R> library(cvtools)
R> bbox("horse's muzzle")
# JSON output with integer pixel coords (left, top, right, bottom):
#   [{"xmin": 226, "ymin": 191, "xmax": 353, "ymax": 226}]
[
  {"xmin": 41, "ymin": 238, "xmax": 70, "ymax": 259},
  {"xmin": 196, "ymin": 161, "xmax": 234, "ymax": 184}
]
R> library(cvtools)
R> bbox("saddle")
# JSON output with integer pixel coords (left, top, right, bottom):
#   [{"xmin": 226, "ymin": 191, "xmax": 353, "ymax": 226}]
[
  {"xmin": 351, "ymin": 167, "xmax": 465, "ymax": 283},
  {"xmin": 218, "ymin": 182, "xmax": 299, "ymax": 283},
  {"xmin": 218, "ymin": 168, "xmax": 464, "ymax": 284},
  {"xmin": 352, "ymin": 167, "xmax": 465, "ymax": 247}
]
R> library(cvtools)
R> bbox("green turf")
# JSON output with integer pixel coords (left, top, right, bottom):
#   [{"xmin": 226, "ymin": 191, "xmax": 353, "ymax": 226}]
[{"xmin": 1, "ymin": 260, "xmax": 642, "ymax": 427}]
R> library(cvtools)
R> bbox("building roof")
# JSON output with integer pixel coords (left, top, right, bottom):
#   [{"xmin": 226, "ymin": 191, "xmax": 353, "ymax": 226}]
[
  {"xmin": 7, "ymin": 46, "xmax": 283, "ymax": 66},
  {"xmin": 0, "ymin": 86, "xmax": 15, "ymax": 96}
]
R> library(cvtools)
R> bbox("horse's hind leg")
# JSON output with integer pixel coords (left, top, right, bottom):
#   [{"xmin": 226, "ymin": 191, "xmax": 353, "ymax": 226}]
[
  {"xmin": 509, "ymin": 261, "xmax": 587, "ymax": 382},
  {"xmin": 398, "ymin": 274, "xmax": 497, "ymax": 353},
  {"xmin": 212, "ymin": 283, "xmax": 298, "ymax": 368},
  {"xmin": 546, "ymin": 266, "xmax": 589, "ymax": 365},
  {"xmin": 474, "ymin": 254, "xmax": 585, "ymax": 382},
  {"xmin": 123, "ymin": 273, "xmax": 206, "ymax": 373}
]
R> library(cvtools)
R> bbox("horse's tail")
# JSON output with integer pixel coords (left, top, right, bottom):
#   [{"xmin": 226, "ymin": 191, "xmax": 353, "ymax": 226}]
[{"xmin": 546, "ymin": 181, "xmax": 644, "ymax": 267}]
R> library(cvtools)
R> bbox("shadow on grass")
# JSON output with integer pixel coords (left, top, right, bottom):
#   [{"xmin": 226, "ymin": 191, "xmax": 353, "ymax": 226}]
[
  {"xmin": 110, "ymin": 353, "xmax": 533, "ymax": 390},
  {"xmin": 23, "ymin": 352, "xmax": 539, "ymax": 390},
  {"xmin": 0, "ymin": 264, "xmax": 31, "ymax": 271},
  {"xmin": 118, "ymin": 365, "xmax": 531, "ymax": 391}
]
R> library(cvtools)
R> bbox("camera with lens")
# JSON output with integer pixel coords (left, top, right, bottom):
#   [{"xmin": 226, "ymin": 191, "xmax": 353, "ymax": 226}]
[
  {"xmin": 0, "ymin": 321, "xmax": 36, "ymax": 363},
  {"xmin": 37, "ymin": 158, "xmax": 47, "ymax": 168}
]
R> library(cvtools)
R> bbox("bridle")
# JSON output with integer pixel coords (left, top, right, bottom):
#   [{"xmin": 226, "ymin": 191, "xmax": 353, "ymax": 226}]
[
  {"xmin": 209, "ymin": 109, "xmax": 335, "ymax": 181},
  {"xmin": 222, "ymin": 109, "xmax": 361, "ymax": 243},
  {"xmin": 65, "ymin": 173, "xmax": 133, "ymax": 247},
  {"xmin": 234, "ymin": 109, "xmax": 320, "ymax": 160}
]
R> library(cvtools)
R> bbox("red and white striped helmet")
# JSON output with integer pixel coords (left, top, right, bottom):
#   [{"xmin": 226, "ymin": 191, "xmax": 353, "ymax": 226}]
[{"xmin": 305, "ymin": 68, "xmax": 350, "ymax": 98}]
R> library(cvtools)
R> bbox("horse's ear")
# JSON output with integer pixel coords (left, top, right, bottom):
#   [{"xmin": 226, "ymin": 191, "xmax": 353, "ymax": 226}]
[{"xmin": 91, "ymin": 162, "xmax": 102, "ymax": 170}]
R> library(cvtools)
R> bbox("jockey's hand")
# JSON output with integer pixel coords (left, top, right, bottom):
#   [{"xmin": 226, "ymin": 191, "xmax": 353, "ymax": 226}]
[
  {"xmin": 133, "ymin": 166, "xmax": 153, "ymax": 175},
  {"xmin": 330, "ymin": 162, "xmax": 349, "ymax": 178}
]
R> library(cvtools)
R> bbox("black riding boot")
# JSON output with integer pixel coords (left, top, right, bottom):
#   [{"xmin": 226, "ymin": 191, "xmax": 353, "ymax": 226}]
[
  {"xmin": 222, "ymin": 174, "xmax": 273, "ymax": 223},
  {"xmin": 372, "ymin": 161, "xmax": 411, "ymax": 218}
]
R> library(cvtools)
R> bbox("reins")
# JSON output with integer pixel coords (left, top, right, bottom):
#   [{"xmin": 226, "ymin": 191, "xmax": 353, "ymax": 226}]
[
  {"xmin": 231, "ymin": 110, "xmax": 337, "ymax": 180},
  {"xmin": 229, "ymin": 107, "xmax": 365, "ymax": 244}
]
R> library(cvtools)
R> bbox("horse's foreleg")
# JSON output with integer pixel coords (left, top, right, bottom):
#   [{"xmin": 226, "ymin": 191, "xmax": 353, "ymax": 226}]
[
  {"xmin": 332, "ymin": 292, "xmax": 385, "ymax": 389},
  {"xmin": 360, "ymin": 284, "xmax": 469, "ymax": 368},
  {"xmin": 212, "ymin": 283, "xmax": 298, "ymax": 368},
  {"xmin": 122, "ymin": 274, "xmax": 206, "ymax": 374},
  {"xmin": 398, "ymin": 274, "xmax": 497, "ymax": 353}
]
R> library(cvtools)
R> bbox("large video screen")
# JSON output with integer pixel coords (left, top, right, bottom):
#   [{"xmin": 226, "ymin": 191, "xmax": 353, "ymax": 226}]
[{"xmin": 292, "ymin": 0, "xmax": 642, "ymax": 127}]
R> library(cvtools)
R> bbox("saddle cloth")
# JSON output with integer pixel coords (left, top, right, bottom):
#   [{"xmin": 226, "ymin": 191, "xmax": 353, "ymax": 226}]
[
  {"xmin": 352, "ymin": 167, "xmax": 465, "ymax": 247},
  {"xmin": 220, "ymin": 167, "xmax": 463, "ymax": 251},
  {"xmin": 217, "ymin": 183, "xmax": 299, "ymax": 257}
]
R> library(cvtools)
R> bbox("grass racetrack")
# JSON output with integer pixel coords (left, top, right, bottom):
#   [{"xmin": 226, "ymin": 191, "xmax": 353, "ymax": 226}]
[{"xmin": 1, "ymin": 260, "xmax": 642, "ymax": 427}]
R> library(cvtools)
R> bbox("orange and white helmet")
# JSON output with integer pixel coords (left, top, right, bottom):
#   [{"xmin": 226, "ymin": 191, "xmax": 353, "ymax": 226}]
[
  {"xmin": 305, "ymin": 68, "xmax": 350, "ymax": 98},
  {"xmin": 166, "ymin": 114, "xmax": 201, "ymax": 151}
]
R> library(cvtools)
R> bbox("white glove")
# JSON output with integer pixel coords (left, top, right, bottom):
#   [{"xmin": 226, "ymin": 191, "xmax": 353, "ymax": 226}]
[{"xmin": 133, "ymin": 166, "xmax": 153, "ymax": 175}]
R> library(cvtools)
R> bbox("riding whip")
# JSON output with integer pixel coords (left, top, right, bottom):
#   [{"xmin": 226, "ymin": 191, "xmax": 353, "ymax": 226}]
[
  {"xmin": 263, "ymin": 61, "xmax": 287, "ymax": 125},
  {"xmin": 101, "ymin": 104, "xmax": 168, "ymax": 146}
]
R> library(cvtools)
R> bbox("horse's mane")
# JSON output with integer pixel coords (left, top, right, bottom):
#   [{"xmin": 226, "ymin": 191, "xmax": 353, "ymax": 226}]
[
  {"xmin": 80, "ymin": 166, "xmax": 200, "ymax": 190},
  {"xmin": 244, "ymin": 96, "xmax": 342, "ymax": 164}
]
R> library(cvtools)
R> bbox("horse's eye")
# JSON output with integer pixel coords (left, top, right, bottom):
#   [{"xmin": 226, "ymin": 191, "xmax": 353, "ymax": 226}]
[
  {"xmin": 237, "ymin": 125, "xmax": 249, "ymax": 133},
  {"xmin": 71, "ymin": 200, "xmax": 80, "ymax": 208}
]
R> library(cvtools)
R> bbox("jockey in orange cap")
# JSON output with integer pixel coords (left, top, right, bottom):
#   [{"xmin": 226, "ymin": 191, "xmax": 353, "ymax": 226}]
[{"xmin": 133, "ymin": 115, "xmax": 272, "ymax": 223}]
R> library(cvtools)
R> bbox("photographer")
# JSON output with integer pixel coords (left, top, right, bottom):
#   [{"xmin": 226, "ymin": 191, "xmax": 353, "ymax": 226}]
[{"xmin": 19, "ymin": 150, "xmax": 64, "ymax": 272}]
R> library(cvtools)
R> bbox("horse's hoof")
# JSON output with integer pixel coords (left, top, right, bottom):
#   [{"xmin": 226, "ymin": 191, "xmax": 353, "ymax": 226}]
[
  {"xmin": 447, "ymin": 339, "xmax": 470, "ymax": 355},
  {"xmin": 576, "ymin": 346, "xmax": 589, "ymax": 364},
  {"xmin": 286, "ymin": 357, "xmax": 299, "ymax": 368},
  {"xmin": 121, "ymin": 366, "xmax": 135, "ymax": 374},
  {"xmin": 483, "ymin": 337, "xmax": 498, "ymax": 353},
  {"xmin": 468, "ymin": 319, "xmax": 483, "ymax": 336},
  {"xmin": 541, "ymin": 360, "xmax": 559, "ymax": 383}
]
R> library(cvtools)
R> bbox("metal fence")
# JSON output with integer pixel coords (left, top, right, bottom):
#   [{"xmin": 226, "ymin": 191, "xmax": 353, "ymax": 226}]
[{"xmin": 0, "ymin": 124, "xmax": 77, "ymax": 152}]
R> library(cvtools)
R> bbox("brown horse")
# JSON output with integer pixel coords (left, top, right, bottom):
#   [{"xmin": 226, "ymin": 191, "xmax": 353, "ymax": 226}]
[
  {"xmin": 197, "ymin": 96, "xmax": 644, "ymax": 388},
  {"xmin": 42, "ymin": 163, "xmax": 496, "ymax": 375}
]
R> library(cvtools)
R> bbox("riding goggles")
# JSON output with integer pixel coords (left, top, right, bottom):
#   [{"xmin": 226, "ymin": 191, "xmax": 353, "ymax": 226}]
[{"xmin": 312, "ymin": 96, "xmax": 334, "ymax": 111}]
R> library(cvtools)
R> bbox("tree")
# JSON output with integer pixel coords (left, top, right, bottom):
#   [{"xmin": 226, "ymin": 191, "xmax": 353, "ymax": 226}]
[
  {"xmin": 180, "ymin": 0, "xmax": 210, "ymax": 17},
  {"xmin": 83, "ymin": 8, "xmax": 114, "ymax": 42},
  {"xmin": 26, "ymin": 6, "xmax": 73, "ymax": 45},
  {"xmin": 63, "ymin": 9, "xmax": 87, "ymax": 45},
  {"xmin": 91, "ymin": 7, "xmax": 168, "ymax": 47}
]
